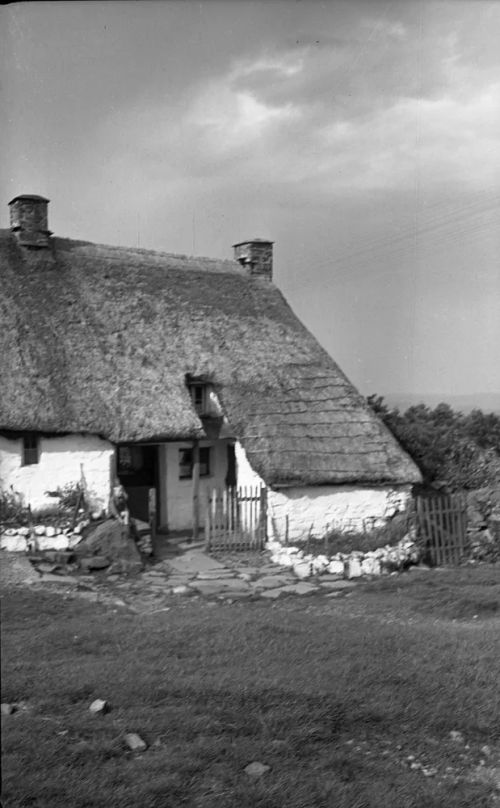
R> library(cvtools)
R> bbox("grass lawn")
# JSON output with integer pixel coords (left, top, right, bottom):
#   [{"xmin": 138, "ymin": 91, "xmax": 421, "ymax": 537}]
[{"xmin": 2, "ymin": 565, "xmax": 500, "ymax": 807}]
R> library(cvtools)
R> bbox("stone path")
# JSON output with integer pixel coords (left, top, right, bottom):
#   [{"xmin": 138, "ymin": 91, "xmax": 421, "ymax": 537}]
[
  {"xmin": 1, "ymin": 547, "xmax": 358, "ymax": 613},
  {"xmin": 97, "ymin": 549, "xmax": 357, "ymax": 612}
]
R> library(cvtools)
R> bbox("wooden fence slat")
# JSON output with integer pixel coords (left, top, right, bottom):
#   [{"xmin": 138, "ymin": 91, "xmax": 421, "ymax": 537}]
[{"xmin": 205, "ymin": 485, "xmax": 266, "ymax": 551}]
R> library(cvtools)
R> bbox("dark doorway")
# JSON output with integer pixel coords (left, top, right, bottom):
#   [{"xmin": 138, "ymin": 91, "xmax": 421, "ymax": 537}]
[
  {"xmin": 117, "ymin": 444, "xmax": 159, "ymax": 523},
  {"xmin": 225, "ymin": 443, "xmax": 237, "ymax": 488}
]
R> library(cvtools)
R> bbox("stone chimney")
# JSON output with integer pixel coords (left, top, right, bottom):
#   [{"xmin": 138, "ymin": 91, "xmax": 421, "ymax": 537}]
[
  {"xmin": 9, "ymin": 195, "xmax": 52, "ymax": 248},
  {"xmin": 233, "ymin": 239, "xmax": 273, "ymax": 281}
]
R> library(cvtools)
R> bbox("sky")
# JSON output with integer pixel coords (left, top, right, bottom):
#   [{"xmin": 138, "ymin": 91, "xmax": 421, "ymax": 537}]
[{"xmin": 1, "ymin": 0, "xmax": 499, "ymax": 402}]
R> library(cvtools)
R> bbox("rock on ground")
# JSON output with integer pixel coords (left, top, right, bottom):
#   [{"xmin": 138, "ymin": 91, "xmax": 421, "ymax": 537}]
[
  {"xmin": 124, "ymin": 732, "xmax": 147, "ymax": 752},
  {"xmin": 89, "ymin": 699, "xmax": 108, "ymax": 715},
  {"xmin": 75, "ymin": 520, "xmax": 142, "ymax": 573},
  {"xmin": 244, "ymin": 761, "xmax": 271, "ymax": 777}
]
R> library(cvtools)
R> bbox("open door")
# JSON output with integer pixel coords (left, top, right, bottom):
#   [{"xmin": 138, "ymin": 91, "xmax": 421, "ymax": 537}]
[{"xmin": 117, "ymin": 444, "xmax": 159, "ymax": 524}]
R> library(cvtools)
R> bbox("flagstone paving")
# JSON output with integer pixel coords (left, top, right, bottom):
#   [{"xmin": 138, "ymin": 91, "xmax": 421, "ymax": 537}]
[{"xmin": 2, "ymin": 545, "xmax": 359, "ymax": 613}]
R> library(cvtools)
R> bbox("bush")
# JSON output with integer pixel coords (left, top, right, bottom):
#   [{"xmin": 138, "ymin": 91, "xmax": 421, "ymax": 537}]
[
  {"xmin": 45, "ymin": 482, "xmax": 82, "ymax": 512},
  {"xmin": 367, "ymin": 396, "xmax": 500, "ymax": 491},
  {"xmin": 0, "ymin": 488, "xmax": 31, "ymax": 525}
]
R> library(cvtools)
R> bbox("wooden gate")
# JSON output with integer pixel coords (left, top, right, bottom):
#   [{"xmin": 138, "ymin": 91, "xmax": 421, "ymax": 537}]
[
  {"xmin": 415, "ymin": 493, "xmax": 468, "ymax": 565},
  {"xmin": 205, "ymin": 486, "xmax": 267, "ymax": 551}
]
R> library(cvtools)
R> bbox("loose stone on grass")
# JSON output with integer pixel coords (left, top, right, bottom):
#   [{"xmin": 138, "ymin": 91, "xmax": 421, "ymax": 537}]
[
  {"xmin": 244, "ymin": 761, "xmax": 271, "ymax": 777},
  {"xmin": 1, "ymin": 703, "xmax": 16, "ymax": 715},
  {"xmin": 124, "ymin": 733, "xmax": 148, "ymax": 752},
  {"xmin": 89, "ymin": 699, "xmax": 109, "ymax": 715}
]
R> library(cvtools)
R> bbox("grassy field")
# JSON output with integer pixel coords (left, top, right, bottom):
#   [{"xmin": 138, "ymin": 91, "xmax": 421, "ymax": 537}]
[{"xmin": 2, "ymin": 565, "xmax": 500, "ymax": 808}]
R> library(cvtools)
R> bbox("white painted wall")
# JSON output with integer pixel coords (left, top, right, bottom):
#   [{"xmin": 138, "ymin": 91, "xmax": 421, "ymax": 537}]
[
  {"xmin": 0, "ymin": 434, "xmax": 114, "ymax": 513},
  {"xmin": 266, "ymin": 484, "xmax": 412, "ymax": 542},
  {"xmin": 234, "ymin": 441, "xmax": 412, "ymax": 542},
  {"xmin": 160, "ymin": 439, "xmax": 230, "ymax": 531}
]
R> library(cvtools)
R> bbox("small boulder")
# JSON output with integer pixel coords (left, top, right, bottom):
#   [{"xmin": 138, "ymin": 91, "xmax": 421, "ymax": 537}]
[
  {"xmin": 124, "ymin": 732, "xmax": 147, "ymax": 752},
  {"xmin": 37, "ymin": 562, "xmax": 60, "ymax": 574},
  {"xmin": 327, "ymin": 559, "xmax": 345, "ymax": 576},
  {"xmin": 34, "ymin": 525, "xmax": 46, "ymax": 536},
  {"xmin": 89, "ymin": 699, "xmax": 108, "ymax": 715},
  {"xmin": 345, "ymin": 557, "xmax": 363, "ymax": 579},
  {"xmin": 449, "ymin": 730, "xmax": 464, "ymax": 743},
  {"xmin": 0, "ymin": 535, "xmax": 27, "ymax": 552},
  {"xmin": 75, "ymin": 520, "xmax": 142, "ymax": 572},
  {"xmin": 244, "ymin": 761, "xmax": 271, "ymax": 777},
  {"xmin": 293, "ymin": 560, "xmax": 312, "ymax": 579},
  {"xmin": 361, "ymin": 557, "xmax": 381, "ymax": 576},
  {"xmin": 45, "ymin": 526, "xmax": 56, "ymax": 538},
  {"xmin": 1, "ymin": 703, "xmax": 16, "ymax": 715}
]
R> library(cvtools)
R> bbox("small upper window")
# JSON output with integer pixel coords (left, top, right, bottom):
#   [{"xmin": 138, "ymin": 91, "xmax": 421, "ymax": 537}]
[
  {"xmin": 22, "ymin": 434, "xmax": 39, "ymax": 466},
  {"xmin": 189, "ymin": 384, "xmax": 207, "ymax": 415}
]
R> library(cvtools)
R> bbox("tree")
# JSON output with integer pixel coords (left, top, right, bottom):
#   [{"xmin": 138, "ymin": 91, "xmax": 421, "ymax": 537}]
[{"xmin": 367, "ymin": 396, "xmax": 500, "ymax": 491}]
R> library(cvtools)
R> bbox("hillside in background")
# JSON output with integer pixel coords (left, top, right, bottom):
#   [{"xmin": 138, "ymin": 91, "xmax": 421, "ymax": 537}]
[{"xmin": 385, "ymin": 393, "xmax": 500, "ymax": 415}]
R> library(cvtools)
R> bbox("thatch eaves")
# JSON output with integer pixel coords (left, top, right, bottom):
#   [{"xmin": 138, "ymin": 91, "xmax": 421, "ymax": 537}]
[{"xmin": 0, "ymin": 231, "xmax": 421, "ymax": 485}]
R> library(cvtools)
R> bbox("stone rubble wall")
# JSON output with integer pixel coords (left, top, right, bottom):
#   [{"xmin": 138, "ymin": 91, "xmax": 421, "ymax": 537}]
[
  {"xmin": 266, "ymin": 534, "xmax": 422, "ymax": 579},
  {"xmin": 0, "ymin": 517, "xmax": 153, "ymax": 557},
  {"xmin": 0, "ymin": 520, "xmax": 89, "ymax": 553}
]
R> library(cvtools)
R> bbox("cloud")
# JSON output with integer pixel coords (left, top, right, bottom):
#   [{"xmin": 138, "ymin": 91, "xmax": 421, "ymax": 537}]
[{"xmin": 61, "ymin": 0, "xmax": 499, "ymax": 253}]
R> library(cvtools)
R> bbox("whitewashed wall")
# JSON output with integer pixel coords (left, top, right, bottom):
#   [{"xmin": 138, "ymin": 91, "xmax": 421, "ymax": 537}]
[
  {"xmin": 0, "ymin": 434, "xmax": 114, "ymax": 513},
  {"xmin": 265, "ymin": 484, "xmax": 412, "ymax": 542},
  {"xmin": 235, "ymin": 441, "xmax": 412, "ymax": 541},
  {"xmin": 160, "ymin": 439, "xmax": 230, "ymax": 531}
]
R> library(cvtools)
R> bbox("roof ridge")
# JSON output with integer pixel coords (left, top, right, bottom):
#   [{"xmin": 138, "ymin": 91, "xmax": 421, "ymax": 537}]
[{"xmin": 54, "ymin": 235, "xmax": 238, "ymax": 267}]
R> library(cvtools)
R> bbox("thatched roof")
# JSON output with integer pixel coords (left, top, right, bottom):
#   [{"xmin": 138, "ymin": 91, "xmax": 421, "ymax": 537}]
[{"xmin": 0, "ymin": 231, "xmax": 421, "ymax": 485}]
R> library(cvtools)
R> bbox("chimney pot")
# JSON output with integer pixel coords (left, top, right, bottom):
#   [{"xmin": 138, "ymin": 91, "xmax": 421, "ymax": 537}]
[
  {"xmin": 233, "ymin": 239, "xmax": 273, "ymax": 281},
  {"xmin": 9, "ymin": 195, "xmax": 51, "ymax": 248}
]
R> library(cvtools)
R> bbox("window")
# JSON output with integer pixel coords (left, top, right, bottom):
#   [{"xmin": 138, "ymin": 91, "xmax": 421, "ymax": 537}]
[
  {"xmin": 22, "ymin": 434, "xmax": 39, "ymax": 466},
  {"xmin": 189, "ymin": 384, "xmax": 207, "ymax": 415},
  {"xmin": 179, "ymin": 447, "xmax": 211, "ymax": 479}
]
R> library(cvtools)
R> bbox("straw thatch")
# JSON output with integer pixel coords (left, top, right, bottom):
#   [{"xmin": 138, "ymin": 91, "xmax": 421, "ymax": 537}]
[{"xmin": 0, "ymin": 231, "xmax": 421, "ymax": 485}]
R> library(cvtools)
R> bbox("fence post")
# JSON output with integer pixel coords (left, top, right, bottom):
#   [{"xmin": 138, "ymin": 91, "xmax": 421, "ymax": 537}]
[
  {"xmin": 191, "ymin": 440, "xmax": 200, "ymax": 541},
  {"xmin": 259, "ymin": 486, "xmax": 268, "ymax": 547},
  {"xmin": 204, "ymin": 490, "xmax": 211, "ymax": 551}
]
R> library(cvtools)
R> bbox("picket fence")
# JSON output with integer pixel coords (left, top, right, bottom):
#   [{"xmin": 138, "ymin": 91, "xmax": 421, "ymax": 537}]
[{"xmin": 204, "ymin": 486, "xmax": 268, "ymax": 551}]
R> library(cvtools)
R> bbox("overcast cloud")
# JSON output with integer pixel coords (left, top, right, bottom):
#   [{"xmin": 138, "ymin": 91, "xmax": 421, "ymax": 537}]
[{"xmin": 1, "ymin": 1, "xmax": 499, "ymax": 400}]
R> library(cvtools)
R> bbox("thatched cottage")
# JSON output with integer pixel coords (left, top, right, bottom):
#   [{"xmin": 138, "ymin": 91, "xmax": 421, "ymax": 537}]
[{"xmin": 0, "ymin": 195, "xmax": 421, "ymax": 541}]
